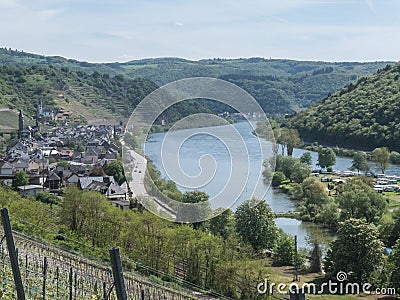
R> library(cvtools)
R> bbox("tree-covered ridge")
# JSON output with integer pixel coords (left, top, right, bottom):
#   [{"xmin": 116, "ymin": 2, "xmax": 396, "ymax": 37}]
[
  {"xmin": 0, "ymin": 48, "xmax": 392, "ymax": 116},
  {"xmin": 290, "ymin": 63, "xmax": 400, "ymax": 151},
  {"xmin": 0, "ymin": 64, "xmax": 158, "ymax": 123},
  {"xmin": 112, "ymin": 59, "xmax": 394, "ymax": 115},
  {"xmin": 0, "ymin": 47, "xmax": 118, "ymax": 75}
]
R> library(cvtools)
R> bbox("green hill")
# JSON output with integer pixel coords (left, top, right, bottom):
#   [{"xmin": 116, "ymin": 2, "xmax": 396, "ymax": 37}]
[
  {"xmin": 0, "ymin": 64, "xmax": 157, "ymax": 124},
  {"xmin": 95, "ymin": 58, "xmax": 397, "ymax": 115},
  {"xmin": 0, "ymin": 47, "xmax": 118, "ymax": 75},
  {"xmin": 0, "ymin": 48, "xmax": 392, "ymax": 116},
  {"xmin": 289, "ymin": 63, "xmax": 400, "ymax": 151}
]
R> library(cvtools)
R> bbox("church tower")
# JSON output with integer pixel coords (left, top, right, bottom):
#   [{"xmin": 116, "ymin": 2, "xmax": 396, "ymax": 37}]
[
  {"xmin": 18, "ymin": 109, "xmax": 24, "ymax": 139},
  {"xmin": 38, "ymin": 97, "xmax": 43, "ymax": 116}
]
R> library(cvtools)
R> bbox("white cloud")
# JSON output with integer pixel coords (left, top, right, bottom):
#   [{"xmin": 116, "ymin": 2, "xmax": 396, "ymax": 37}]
[
  {"xmin": 117, "ymin": 54, "xmax": 136, "ymax": 62},
  {"xmin": 0, "ymin": 0, "xmax": 399, "ymax": 62},
  {"xmin": 365, "ymin": 0, "xmax": 375, "ymax": 12},
  {"xmin": 38, "ymin": 9, "xmax": 64, "ymax": 18},
  {"xmin": 0, "ymin": 0, "xmax": 17, "ymax": 6}
]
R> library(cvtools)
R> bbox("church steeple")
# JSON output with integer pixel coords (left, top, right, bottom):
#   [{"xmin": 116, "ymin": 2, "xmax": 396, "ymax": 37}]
[
  {"xmin": 38, "ymin": 97, "xmax": 43, "ymax": 116},
  {"xmin": 18, "ymin": 109, "xmax": 24, "ymax": 139}
]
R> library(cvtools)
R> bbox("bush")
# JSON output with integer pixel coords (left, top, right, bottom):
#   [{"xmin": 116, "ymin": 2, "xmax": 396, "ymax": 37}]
[
  {"xmin": 36, "ymin": 191, "xmax": 59, "ymax": 205},
  {"xmin": 272, "ymin": 171, "xmax": 286, "ymax": 187},
  {"xmin": 390, "ymin": 151, "xmax": 400, "ymax": 164}
]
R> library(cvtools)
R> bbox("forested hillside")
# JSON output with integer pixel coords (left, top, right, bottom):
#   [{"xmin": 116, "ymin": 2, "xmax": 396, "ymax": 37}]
[
  {"xmin": 0, "ymin": 48, "xmax": 391, "ymax": 116},
  {"xmin": 107, "ymin": 58, "xmax": 392, "ymax": 115},
  {"xmin": 290, "ymin": 63, "xmax": 400, "ymax": 151}
]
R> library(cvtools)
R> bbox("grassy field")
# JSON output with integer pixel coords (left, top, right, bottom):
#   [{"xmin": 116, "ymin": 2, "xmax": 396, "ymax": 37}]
[
  {"xmin": 0, "ymin": 109, "xmax": 19, "ymax": 129},
  {"xmin": 0, "ymin": 108, "xmax": 35, "ymax": 131},
  {"xmin": 383, "ymin": 192, "xmax": 400, "ymax": 211}
]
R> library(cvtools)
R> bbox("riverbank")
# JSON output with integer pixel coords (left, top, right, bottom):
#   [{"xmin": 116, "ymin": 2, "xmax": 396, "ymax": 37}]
[
  {"xmin": 301, "ymin": 142, "xmax": 400, "ymax": 166},
  {"xmin": 272, "ymin": 211, "xmax": 301, "ymax": 219},
  {"xmin": 149, "ymin": 116, "xmax": 237, "ymax": 133}
]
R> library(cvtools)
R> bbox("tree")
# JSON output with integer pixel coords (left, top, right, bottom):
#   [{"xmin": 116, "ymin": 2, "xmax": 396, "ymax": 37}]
[
  {"xmin": 273, "ymin": 154, "xmax": 299, "ymax": 179},
  {"xmin": 380, "ymin": 210, "xmax": 400, "ymax": 247},
  {"xmin": 60, "ymin": 186, "xmax": 118, "ymax": 247},
  {"xmin": 262, "ymin": 166, "xmax": 273, "ymax": 181},
  {"xmin": 298, "ymin": 177, "xmax": 328, "ymax": 220},
  {"xmin": 388, "ymin": 238, "xmax": 400, "ymax": 289},
  {"xmin": 176, "ymin": 190, "xmax": 212, "ymax": 228},
  {"xmin": 234, "ymin": 199, "xmax": 277, "ymax": 251},
  {"xmin": 350, "ymin": 152, "xmax": 369, "ymax": 173},
  {"xmin": 271, "ymin": 171, "xmax": 286, "ymax": 187},
  {"xmin": 316, "ymin": 201, "xmax": 339, "ymax": 228},
  {"xmin": 317, "ymin": 148, "xmax": 336, "ymax": 169},
  {"xmin": 36, "ymin": 191, "xmax": 59, "ymax": 205},
  {"xmin": 306, "ymin": 228, "xmax": 328, "ymax": 273},
  {"xmin": 309, "ymin": 242, "xmax": 323, "ymax": 273},
  {"xmin": 60, "ymin": 186, "xmax": 85, "ymax": 232},
  {"xmin": 300, "ymin": 152, "xmax": 312, "ymax": 165},
  {"xmin": 103, "ymin": 160, "xmax": 125, "ymax": 185},
  {"xmin": 372, "ymin": 147, "xmax": 390, "ymax": 173},
  {"xmin": 273, "ymin": 230, "xmax": 294, "ymax": 266},
  {"xmin": 336, "ymin": 179, "xmax": 387, "ymax": 223},
  {"xmin": 124, "ymin": 133, "xmax": 138, "ymax": 150},
  {"xmin": 275, "ymin": 127, "xmax": 302, "ymax": 156},
  {"xmin": 324, "ymin": 218, "xmax": 384, "ymax": 283},
  {"xmin": 89, "ymin": 165, "xmax": 106, "ymax": 176},
  {"xmin": 208, "ymin": 208, "xmax": 234, "ymax": 239},
  {"xmin": 390, "ymin": 151, "xmax": 400, "ymax": 164},
  {"xmin": 12, "ymin": 170, "xmax": 29, "ymax": 189},
  {"xmin": 255, "ymin": 121, "xmax": 269, "ymax": 139},
  {"xmin": 290, "ymin": 162, "xmax": 311, "ymax": 183}
]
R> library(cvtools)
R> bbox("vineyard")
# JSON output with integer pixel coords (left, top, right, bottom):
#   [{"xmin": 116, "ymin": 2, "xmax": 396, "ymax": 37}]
[{"xmin": 0, "ymin": 228, "xmax": 216, "ymax": 299}]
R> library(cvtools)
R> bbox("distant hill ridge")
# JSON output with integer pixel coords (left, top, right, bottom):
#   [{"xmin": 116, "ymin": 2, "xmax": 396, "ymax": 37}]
[
  {"xmin": 289, "ymin": 62, "xmax": 400, "ymax": 151},
  {"xmin": 0, "ymin": 47, "xmax": 394, "ymax": 118}
]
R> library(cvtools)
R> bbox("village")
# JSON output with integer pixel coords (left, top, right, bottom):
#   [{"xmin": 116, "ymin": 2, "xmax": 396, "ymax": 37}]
[{"xmin": 0, "ymin": 104, "xmax": 131, "ymax": 210}]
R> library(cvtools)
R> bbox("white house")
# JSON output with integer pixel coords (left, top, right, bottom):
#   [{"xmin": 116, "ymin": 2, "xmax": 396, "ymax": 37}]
[{"xmin": 17, "ymin": 185, "xmax": 45, "ymax": 197}]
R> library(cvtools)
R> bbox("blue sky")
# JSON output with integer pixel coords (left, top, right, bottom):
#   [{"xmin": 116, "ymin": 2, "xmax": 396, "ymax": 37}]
[{"xmin": 1, "ymin": 0, "xmax": 400, "ymax": 62}]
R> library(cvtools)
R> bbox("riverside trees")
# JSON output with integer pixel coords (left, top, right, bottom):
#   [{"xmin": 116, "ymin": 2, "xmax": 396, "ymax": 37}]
[
  {"xmin": 274, "ymin": 127, "xmax": 302, "ymax": 156},
  {"xmin": 3, "ymin": 184, "xmax": 285, "ymax": 298},
  {"xmin": 350, "ymin": 152, "xmax": 370, "ymax": 173},
  {"xmin": 336, "ymin": 179, "xmax": 387, "ymax": 223},
  {"xmin": 372, "ymin": 147, "xmax": 391, "ymax": 173},
  {"xmin": 234, "ymin": 199, "xmax": 277, "ymax": 251},
  {"xmin": 264, "ymin": 154, "xmax": 311, "ymax": 186},
  {"xmin": 324, "ymin": 219, "xmax": 384, "ymax": 283},
  {"xmin": 317, "ymin": 147, "xmax": 336, "ymax": 170}
]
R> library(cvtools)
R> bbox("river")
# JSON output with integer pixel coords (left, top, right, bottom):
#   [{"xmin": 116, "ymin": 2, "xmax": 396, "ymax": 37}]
[{"xmin": 144, "ymin": 121, "xmax": 399, "ymax": 248}]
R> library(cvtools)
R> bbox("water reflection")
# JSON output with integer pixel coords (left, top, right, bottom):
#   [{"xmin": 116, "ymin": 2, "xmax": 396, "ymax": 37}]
[{"xmin": 275, "ymin": 218, "xmax": 335, "ymax": 250}]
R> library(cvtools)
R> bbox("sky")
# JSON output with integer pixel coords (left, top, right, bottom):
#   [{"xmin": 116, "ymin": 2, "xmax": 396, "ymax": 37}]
[{"xmin": 1, "ymin": 0, "xmax": 400, "ymax": 63}]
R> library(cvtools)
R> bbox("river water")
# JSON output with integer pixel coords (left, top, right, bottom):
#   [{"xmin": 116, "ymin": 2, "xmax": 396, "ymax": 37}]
[{"xmin": 144, "ymin": 121, "xmax": 400, "ymax": 248}]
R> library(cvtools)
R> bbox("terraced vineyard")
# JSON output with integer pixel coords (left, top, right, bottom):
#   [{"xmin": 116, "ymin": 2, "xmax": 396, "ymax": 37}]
[
  {"xmin": 0, "ymin": 64, "xmax": 157, "ymax": 125},
  {"xmin": 0, "ymin": 230, "xmax": 216, "ymax": 299}
]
